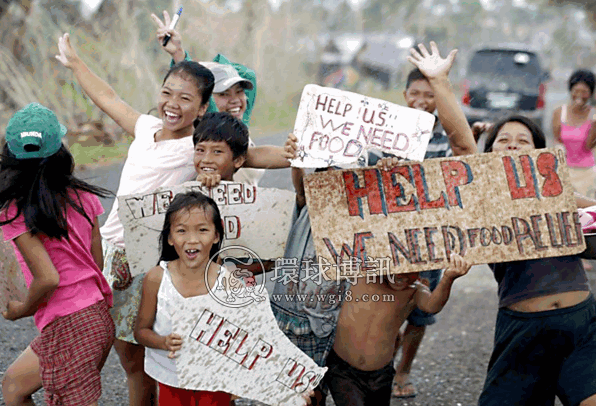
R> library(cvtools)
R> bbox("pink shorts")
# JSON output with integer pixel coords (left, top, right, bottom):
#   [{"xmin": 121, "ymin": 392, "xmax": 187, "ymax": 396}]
[{"xmin": 31, "ymin": 300, "xmax": 115, "ymax": 406}]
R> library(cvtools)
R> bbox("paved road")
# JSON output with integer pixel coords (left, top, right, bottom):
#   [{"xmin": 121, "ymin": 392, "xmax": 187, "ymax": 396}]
[{"xmin": 0, "ymin": 86, "xmax": 583, "ymax": 406}]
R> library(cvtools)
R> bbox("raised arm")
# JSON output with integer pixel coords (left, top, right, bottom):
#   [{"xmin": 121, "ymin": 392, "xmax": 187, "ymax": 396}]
[
  {"xmin": 416, "ymin": 253, "xmax": 470, "ymax": 314},
  {"xmin": 408, "ymin": 42, "xmax": 477, "ymax": 156},
  {"xmin": 55, "ymin": 33, "xmax": 141, "ymax": 136}
]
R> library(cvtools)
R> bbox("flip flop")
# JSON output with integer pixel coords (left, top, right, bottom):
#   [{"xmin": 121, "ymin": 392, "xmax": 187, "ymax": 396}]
[{"xmin": 392, "ymin": 381, "xmax": 417, "ymax": 399}]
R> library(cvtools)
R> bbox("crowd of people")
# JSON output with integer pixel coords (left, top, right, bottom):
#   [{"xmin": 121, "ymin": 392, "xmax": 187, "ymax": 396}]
[{"xmin": 2, "ymin": 9, "xmax": 596, "ymax": 406}]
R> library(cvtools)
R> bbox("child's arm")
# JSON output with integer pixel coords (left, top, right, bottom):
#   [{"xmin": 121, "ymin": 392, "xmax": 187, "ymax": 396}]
[
  {"xmin": 91, "ymin": 217, "xmax": 103, "ymax": 270},
  {"xmin": 151, "ymin": 11, "xmax": 187, "ymax": 63},
  {"xmin": 245, "ymin": 145, "xmax": 292, "ymax": 169},
  {"xmin": 284, "ymin": 133, "xmax": 307, "ymax": 208},
  {"xmin": 2, "ymin": 233, "xmax": 60, "ymax": 320},
  {"xmin": 55, "ymin": 33, "xmax": 141, "ymax": 136},
  {"xmin": 415, "ymin": 253, "xmax": 470, "ymax": 314},
  {"xmin": 135, "ymin": 266, "xmax": 183, "ymax": 358},
  {"xmin": 576, "ymin": 192, "xmax": 596, "ymax": 209},
  {"xmin": 408, "ymin": 42, "xmax": 477, "ymax": 157}
]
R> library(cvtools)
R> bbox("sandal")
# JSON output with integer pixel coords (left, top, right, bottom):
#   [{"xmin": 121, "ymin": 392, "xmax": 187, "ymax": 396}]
[{"xmin": 392, "ymin": 381, "xmax": 417, "ymax": 398}]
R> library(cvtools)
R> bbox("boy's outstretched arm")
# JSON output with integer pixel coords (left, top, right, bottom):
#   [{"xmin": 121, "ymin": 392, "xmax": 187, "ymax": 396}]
[
  {"xmin": 416, "ymin": 253, "xmax": 471, "ymax": 314},
  {"xmin": 244, "ymin": 134, "xmax": 296, "ymax": 169},
  {"xmin": 408, "ymin": 42, "xmax": 476, "ymax": 157},
  {"xmin": 55, "ymin": 33, "xmax": 141, "ymax": 136}
]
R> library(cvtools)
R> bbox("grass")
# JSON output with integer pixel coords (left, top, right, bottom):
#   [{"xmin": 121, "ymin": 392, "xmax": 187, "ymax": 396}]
[{"xmin": 69, "ymin": 138, "xmax": 132, "ymax": 167}]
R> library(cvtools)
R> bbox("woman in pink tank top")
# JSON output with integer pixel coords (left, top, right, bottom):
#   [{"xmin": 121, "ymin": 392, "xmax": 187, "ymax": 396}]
[{"xmin": 552, "ymin": 69, "xmax": 596, "ymax": 199}]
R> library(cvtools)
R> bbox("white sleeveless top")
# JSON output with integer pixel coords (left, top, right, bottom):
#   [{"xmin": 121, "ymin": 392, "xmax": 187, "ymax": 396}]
[{"xmin": 144, "ymin": 261, "xmax": 226, "ymax": 387}]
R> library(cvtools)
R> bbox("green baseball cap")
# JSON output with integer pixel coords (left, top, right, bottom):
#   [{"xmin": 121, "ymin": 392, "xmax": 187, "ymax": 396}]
[{"xmin": 5, "ymin": 103, "xmax": 67, "ymax": 159}]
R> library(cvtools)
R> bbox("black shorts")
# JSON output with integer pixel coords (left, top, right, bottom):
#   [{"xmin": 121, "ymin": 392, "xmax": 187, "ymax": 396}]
[
  {"xmin": 325, "ymin": 348, "xmax": 395, "ymax": 406},
  {"xmin": 479, "ymin": 294, "xmax": 596, "ymax": 406}
]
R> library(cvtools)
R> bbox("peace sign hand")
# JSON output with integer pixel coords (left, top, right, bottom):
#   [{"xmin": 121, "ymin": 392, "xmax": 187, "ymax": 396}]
[{"xmin": 150, "ymin": 10, "xmax": 183, "ymax": 57}]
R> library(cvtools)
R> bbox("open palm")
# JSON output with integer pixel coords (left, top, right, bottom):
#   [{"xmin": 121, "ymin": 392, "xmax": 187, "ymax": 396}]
[
  {"xmin": 407, "ymin": 41, "xmax": 457, "ymax": 80},
  {"xmin": 55, "ymin": 33, "xmax": 78, "ymax": 69}
]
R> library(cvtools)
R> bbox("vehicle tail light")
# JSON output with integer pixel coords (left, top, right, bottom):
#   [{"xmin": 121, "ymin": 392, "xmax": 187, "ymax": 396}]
[
  {"xmin": 461, "ymin": 79, "xmax": 471, "ymax": 106},
  {"xmin": 536, "ymin": 83, "xmax": 546, "ymax": 109}
]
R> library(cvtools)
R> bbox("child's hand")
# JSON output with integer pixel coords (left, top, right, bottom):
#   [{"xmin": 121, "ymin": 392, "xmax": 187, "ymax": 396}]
[
  {"xmin": 164, "ymin": 333, "xmax": 182, "ymax": 358},
  {"xmin": 284, "ymin": 133, "xmax": 299, "ymax": 160},
  {"xmin": 55, "ymin": 33, "xmax": 80, "ymax": 69},
  {"xmin": 151, "ymin": 11, "xmax": 183, "ymax": 58},
  {"xmin": 300, "ymin": 388, "xmax": 316, "ymax": 405},
  {"xmin": 2, "ymin": 300, "xmax": 25, "ymax": 321},
  {"xmin": 376, "ymin": 156, "xmax": 402, "ymax": 171},
  {"xmin": 471, "ymin": 121, "xmax": 493, "ymax": 141},
  {"xmin": 197, "ymin": 173, "xmax": 222, "ymax": 188},
  {"xmin": 443, "ymin": 253, "xmax": 471, "ymax": 280},
  {"xmin": 408, "ymin": 41, "xmax": 457, "ymax": 81}
]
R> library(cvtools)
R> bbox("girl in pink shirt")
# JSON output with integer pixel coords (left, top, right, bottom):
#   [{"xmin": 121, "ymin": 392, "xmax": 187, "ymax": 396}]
[
  {"xmin": 552, "ymin": 69, "xmax": 596, "ymax": 199},
  {"xmin": 1, "ymin": 103, "xmax": 114, "ymax": 406}
]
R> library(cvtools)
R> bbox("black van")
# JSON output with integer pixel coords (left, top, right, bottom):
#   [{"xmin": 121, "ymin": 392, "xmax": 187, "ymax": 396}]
[{"xmin": 461, "ymin": 44, "xmax": 550, "ymax": 128}]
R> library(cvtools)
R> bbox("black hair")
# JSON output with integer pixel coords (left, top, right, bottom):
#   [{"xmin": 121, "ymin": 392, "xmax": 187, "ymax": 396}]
[
  {"xmin": 405, "ymin": 68, "xmax": 429, "ymax": 90},
  {"xmin": 158, "ymin": 191, "xmax": 224, "ymax": 263},
  {"xmin": 163, "ymin": 61, "xmax": 215, "ymax": 107},
  {"xmin": 192, "ymin": 112, "xmax": 249, "ymax": 159},
  {"xmin": 483, "ymin": 115, "xmax": 546, "ymax": 153},
  {"xmin": 568, "ymin": 69, "xmax": 596, "ymax": 95},
  {"xmin": 0, "ymin": 144, "xmax": 113, "ymax": 238}
]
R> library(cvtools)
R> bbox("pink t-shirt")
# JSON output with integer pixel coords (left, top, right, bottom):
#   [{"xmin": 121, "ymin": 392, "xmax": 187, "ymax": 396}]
[
  {"xmin": 560, "ymin": 104, "xmax": 596, "ymax": 167},
  {"xmin": 2, "ymin": 191, "xmax": 113, "ymax": 331}
]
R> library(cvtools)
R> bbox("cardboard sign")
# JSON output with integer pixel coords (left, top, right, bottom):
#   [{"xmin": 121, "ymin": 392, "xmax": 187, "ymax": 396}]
[
  {"xmin": 0, "ymin": 230, "xmax": 27, "ymax": 311},
  {"xmin": 119, "ymin": 181, "xmax": 295, "ymax": 277},
  {"xmin": 291, "ymin": 84, "xmax": 435, "ymax": 168},
  {"xmin": 172, "ymin": 269, "xmax": 326, "ymax": 406},
  {"xmin": 304, "ymin": 148, "xmax": 585, "ymax": 277}
]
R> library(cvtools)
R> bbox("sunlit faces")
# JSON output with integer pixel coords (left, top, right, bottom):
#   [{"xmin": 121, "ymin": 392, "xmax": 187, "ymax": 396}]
[
  {"xmin": 193, "ymin": 140, "xmax": 245, "ymax": 181},
  {"xmin": 158, "ymin": 74, "xmax": 207, "ymax": 132},
  {"xmin": 403, "ymin": 79, "xmax": 436, "ymax": 114},
  {"xmin": 388, "ymin": 273, "xmax": 419, "ymax": 291},
  {"xmin": 491, "ymin": 122, "xmax": 536, "ymax": 152},
  {"xmin": 168, "ymin": 207, "xmax": 220, "ymax": 270},
  {"xmin": 212, "ymin": 83, "xmax": 247, "ymax": 120},
  {"xmin": 570, "ymin": 81, "xmax": 592, "ymax": 110}
]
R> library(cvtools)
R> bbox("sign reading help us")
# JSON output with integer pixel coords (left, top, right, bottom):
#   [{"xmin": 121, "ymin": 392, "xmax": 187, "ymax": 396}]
[
  {"xmin": 172, "ymin": 270, "xmax": 326, "ymax": 406},
  {"xmin": 291, "ymin": 84, "xmax": 435, "ymax": 168}
]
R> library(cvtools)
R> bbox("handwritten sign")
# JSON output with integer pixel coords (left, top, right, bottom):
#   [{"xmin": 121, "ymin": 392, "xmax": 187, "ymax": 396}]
[
  {"xmin": 304, "ymin": 148, "xmax": 585, "ymax": 277},
  {"xmin": 291, "ymin": 84, "xmax": 435, "ymax": 168},
  {"xmin": 172, "ymin": 269, "xmax": 326, "ymax": 406},
  {"xmin": 118, "ymin": 181, "xmax": 295, "ymax": 277},
  {"xmin": 0, "ymin": 230, "xmax": 27, "ymax": 311}
]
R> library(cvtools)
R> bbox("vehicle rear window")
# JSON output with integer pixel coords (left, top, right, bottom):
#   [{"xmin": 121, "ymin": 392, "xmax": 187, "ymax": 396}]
[{"xmin": 469, "ymin": 50, "xmax": 542, "ymax": 81}]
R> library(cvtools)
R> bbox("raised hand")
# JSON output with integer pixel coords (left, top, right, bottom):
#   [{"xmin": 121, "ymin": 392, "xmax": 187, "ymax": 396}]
[
  {"xmin": 55, "ymin": 33, "xmax": 80, "ymax": 69},
  {"xmin": 151, "ymin": 10, "xmax": 184, "ymax": 59},
  {"xmin": 408, "ymin": 41, "xmax": 458, "ymax": 81}
]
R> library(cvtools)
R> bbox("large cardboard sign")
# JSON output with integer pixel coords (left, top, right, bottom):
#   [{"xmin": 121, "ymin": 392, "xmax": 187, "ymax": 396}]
[
  {"xmin": 0, "ymin": 230, "xmax": 27, "ymax": 311},
  {"xmin": 119, "ymin": 182, "xmax": 295, "ymax": 277},
  {"xmin": 304, "ymin": 148, "xmax": 585, "ymax": 277},
  {"xmin": 172, "ymin": 269, "xmax": 326, "ymax": 406},
  {"xmin": 291, "ymin": 84, "xmax": 435, "ymax": 168}
]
